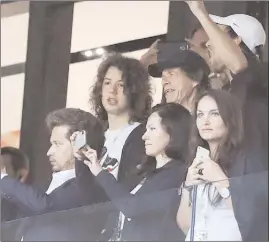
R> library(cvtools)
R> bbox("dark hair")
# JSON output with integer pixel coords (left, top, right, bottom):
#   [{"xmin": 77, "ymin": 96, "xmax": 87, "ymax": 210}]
[
  {"xmin": 190, "ymin": 89, "xmax": 244, "ymax": 205},
  {"xmin": 90, "ymin": 53, "xmax": 152, "ymax": 123},
  {"xmin": 190, "ymin": 89, "xmax": 244, "ymax": 170},
  {"xmin": 46, "ymin": 108, "xmax": 105, "ymax": 158},
  {"xmin": 137, "ymin": 103, "xmax": 192, "ymax": 176},
  {"xmin": 161, "ymin": 63, "xmax": 210, "ymax": 104},
  {"xmin": 1, "ymin": 146, "xmax": 29, "ymax": 171}
]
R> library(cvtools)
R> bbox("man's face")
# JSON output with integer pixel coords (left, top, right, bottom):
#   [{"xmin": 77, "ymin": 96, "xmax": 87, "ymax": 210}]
[
  {"xmin": 162, "ymin": 67, "xmax": 197, "ymax": 104},
  {"xmin": 187, "ymin": 28, "xmax": 210, "ymax": 66},
  {"xmin": 101, "ymin": 66, "xmax": 129, "ymax": 117},
  {"xmin": 47, "ymin": 126, "xmax": 75, "ymax": 173}
]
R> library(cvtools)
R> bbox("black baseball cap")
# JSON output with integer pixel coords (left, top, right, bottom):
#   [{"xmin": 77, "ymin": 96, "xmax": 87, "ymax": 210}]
[{"xmin": 148, "ymin": 43, "xmax": 210, "ymax": 78}]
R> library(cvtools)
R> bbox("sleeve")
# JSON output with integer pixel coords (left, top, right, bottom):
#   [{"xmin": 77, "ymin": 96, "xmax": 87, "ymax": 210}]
[
  {"xmin": 230, "ymin": 58, "xmax": 267, "ymax": 105},
  {"xmin": 75, "ymin": 159, "xmax": 109, "ymax": 205},
  {"xmin": 1, "ymin": 176, "xmax": 53, "ymax": 215},
  {"xmin": 95, "ymin": 169, "xmax": 182, "ymax": 219},
  {"xmin": 230, "ymin": 66, "xmax": 255, "ymax": 104},
  {"xmin": 1, "ymin": 197, "xmax": 19, "ymax": 222},
  {"xmin": 118, "ymin": 123, "xmax": 147, "ymax": 189},
  {"xmin": 229, "ymin": 150, "xmax": 268, "ymax": 241}
]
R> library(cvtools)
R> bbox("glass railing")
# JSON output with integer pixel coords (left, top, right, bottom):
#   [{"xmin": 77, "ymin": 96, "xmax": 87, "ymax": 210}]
[{"xmin": 1, "ymin": 170, "xmax": 268, "ymax": 241}]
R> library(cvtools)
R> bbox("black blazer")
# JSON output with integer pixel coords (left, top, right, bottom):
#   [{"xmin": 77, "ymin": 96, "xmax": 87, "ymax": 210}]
[
  {"xmin": 75, "ymin": 123, "xmax": 147, "ymax": 206},
  {"xmin": 72, "ymin": 123, "xmax": 147, "ymax": 240},
  {"xmin": 0, "ymin": 177, "xmax": 95, "ymax": 241},
  {"xmin": 228, "ymin": 148, "xmax": 268, "ymax": 242},
  {"xmin": 95, "ymin": 159, "xmax": 187, "ymax": 241},
  {"xmin": 0, "ymin": 177, "xmax": 86, "ymax": 216}
]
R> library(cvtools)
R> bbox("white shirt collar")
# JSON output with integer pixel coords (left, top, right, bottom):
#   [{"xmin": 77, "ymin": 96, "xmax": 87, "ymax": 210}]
[{"xmin": 46, "ymin": 169, "xmax": 76, "ymax": 194}]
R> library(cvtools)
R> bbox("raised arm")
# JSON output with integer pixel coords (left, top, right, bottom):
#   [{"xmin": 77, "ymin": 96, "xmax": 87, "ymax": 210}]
[{"xmin": 186, "ymin": 1, "xmax": 248, "ymax": 74}]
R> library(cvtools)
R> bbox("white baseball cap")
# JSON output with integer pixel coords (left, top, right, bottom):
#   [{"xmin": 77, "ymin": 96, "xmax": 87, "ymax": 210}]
[{"xmin": 209, "ymin": 14, "xmax": 266, "ymax": 53}]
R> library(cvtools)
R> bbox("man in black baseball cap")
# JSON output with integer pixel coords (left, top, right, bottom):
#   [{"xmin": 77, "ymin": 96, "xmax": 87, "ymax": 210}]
[{"xmin": 148, "ymin": 43, "xmax": 211, "ymax": 114}]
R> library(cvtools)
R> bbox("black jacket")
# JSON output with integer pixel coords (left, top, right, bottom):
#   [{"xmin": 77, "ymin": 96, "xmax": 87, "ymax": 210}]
[
  {"xmin": 72, "ymin": 123, "xmax": 147, "ymax": 240},
  {"xmin": 0, "ymin": 177, "xmax": 86, "ymax": 216},
  {"xmin": 0, "ymin": 177, "xmax": 93, "ymax": 241},
  {"xmin": 228, "ymin": 148, "xmax": 268, "ymax": 242},
  {"xmin": 95, "ymin": 159, "xmax": 187, "ymax": 241},
  {"xmin": 75, "ymin": 123, "xmax": 147, "ymax": 206},
  {"xmin": 1, "ymin": 123, "xmax": 147, "ymax": 241},
  {"xmin": 229, "ymin": 57, "xmax": 268, "ymax": 156}
]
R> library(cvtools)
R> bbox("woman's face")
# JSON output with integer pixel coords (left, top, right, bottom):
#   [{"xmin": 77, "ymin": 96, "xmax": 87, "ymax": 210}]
[
  {"xmin": 196, "ymin": 95, "xmax": 228, "ymax": 143},
  {"xmin": 142, "ymin": 112, "xmax": 170, "ymax": 157}
]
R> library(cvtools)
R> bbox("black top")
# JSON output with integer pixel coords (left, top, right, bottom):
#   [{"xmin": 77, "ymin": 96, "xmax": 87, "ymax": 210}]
[
  {"xmin": 229, "ymin": 55, "xmax": 268, "ymax": 156},
  {"xmin": 228, "ymin": 148, "xmax": 268, "ymax": 242},
  {"xmin": 95, "ymin": 159, "xmax": 187, "ymax": 241}
]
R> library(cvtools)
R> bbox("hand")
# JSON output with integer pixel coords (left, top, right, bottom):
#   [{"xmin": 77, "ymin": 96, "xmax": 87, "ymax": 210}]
[
  {"xmin": 82, "ymin": 147, "xmax": 103, "ymax": 176},
  {"xmin": 185, "ymin": 0, "xmax": 207, "ymax": 16},
  {"xmin": 140, "ymin": 39, "xmax": 160, "ymax": 67},
  {"xmin": 70, "ymin": 131, "xmax": 85, "ymax": 160},
  {"xmin": 185, "ymin": 158, "xmax": 205, "ymax": 187},
  {"xmin": 196, "ymin": 156, "xmax": 228, "ymax": 184}
]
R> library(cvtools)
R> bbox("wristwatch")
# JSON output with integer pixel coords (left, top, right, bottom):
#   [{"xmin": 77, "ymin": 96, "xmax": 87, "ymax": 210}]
[{"xmin": 219, "ymin": 186, "xmax": 231, "ymax": 199}]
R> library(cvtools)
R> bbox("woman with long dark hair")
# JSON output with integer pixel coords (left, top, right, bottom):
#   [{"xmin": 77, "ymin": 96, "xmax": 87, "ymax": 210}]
[
  {"xmin": 71, "ymin": 103, "xmax": 191, "ymax": 241},
  {"xmin": 177, "ymin": 89, "xmax": 267, "ymax": 241}
]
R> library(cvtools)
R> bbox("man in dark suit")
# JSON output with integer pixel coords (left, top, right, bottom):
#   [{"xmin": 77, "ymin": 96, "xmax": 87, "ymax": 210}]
[{"xmin": 0, "ymin": 108, "xmax": 105, "ymax": 241}]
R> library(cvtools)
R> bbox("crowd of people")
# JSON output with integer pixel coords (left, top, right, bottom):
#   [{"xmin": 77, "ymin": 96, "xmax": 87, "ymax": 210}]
[{"xmin": 1, "ymin": 1, "xmax": 268, "ymax": 241}]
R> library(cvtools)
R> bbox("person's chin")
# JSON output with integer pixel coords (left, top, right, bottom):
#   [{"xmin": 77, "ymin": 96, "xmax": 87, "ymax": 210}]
[
  {"xmin": 165, "ymin": 96, "xmax": 177, "ymax": 104},
  {"xmin": 201, "ymin": 134, "xmax": 215, "ymax": 142},
  {"xmin": 51, "ymin": 166, "xmax": 60, "ymax": 173},
  {"xmin": 145, "ymin": 148, "xmax": 155, "ymax": 157}
]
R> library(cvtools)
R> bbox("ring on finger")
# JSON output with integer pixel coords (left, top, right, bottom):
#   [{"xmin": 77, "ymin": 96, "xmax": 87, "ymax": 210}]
[{"xmin": 198, "ymin": 168, "xmax": 204, "ymax": 175}]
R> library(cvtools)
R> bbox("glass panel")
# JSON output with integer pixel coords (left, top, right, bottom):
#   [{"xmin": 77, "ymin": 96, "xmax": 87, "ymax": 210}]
[
  {"xmin": 71, "ymin": 1, "xmax": 169, "ymax": 52},
  {"xmin": 1, "ymin": 13, "xmax": 29, "ymax": 66},
  {"xmin": 1, "ymin": 74, "xmax": 25, "ymax": 148},
  {"xmin": 1, "ymin": 171, "xmax": 267, "ymax": 241}
]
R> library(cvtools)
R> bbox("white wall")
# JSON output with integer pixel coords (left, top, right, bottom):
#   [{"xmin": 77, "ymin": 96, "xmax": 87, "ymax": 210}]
[
  {"xmin": 71, "ymin": 1, "xmax": 169, "ymax": 52},
  {"xmin": 1, "ymin": 13, "xmax": 29, "ymax": 66},
  {"xmin": 1, "ymin": 74, "xmax": 25, "ymax": 134}
]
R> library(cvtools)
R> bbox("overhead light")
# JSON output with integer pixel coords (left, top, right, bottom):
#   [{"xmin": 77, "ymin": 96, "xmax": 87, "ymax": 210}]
[
  {"xmin": 95, "ymin": 48, "xmax": 106, "ymax": 56},
  {"xmin": 83, "ymin": 50, "xmax": 93, "ymax": 58}
]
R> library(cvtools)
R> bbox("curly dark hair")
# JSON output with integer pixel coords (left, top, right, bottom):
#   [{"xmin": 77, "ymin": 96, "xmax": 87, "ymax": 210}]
[
  {"xmin": 46, "ymin": 108, "xmax": 105, "ymax": 158},
  {"xmin": 90, "ymin": 53, "xmax": 152, "ymax": 123}
]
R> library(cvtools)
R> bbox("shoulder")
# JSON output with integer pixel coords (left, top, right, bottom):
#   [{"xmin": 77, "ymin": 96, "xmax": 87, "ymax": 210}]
[
  {"xmin": 50, "ymin": 178, "xmax": 77, "ymax": 193},
  {"xmin": 151, "ymin": 161, "xmax": 187, "ymax": 186},
  {"xmin": 229, "ymin": 148, "xmax": 267, "ymax": 177},
  {"xmin": 124, "ymin": 122, "xmax": 146, "ymax": 146}
]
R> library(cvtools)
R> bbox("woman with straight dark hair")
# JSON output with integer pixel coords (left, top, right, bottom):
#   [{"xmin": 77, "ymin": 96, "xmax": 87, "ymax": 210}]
[
  {"xmin": 71, "ymin": 103, "xmax": 191, "ymax": 241},
  {"xmin": 177, "ymin": 89, "xmax": 267, "ymax": 241}
]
